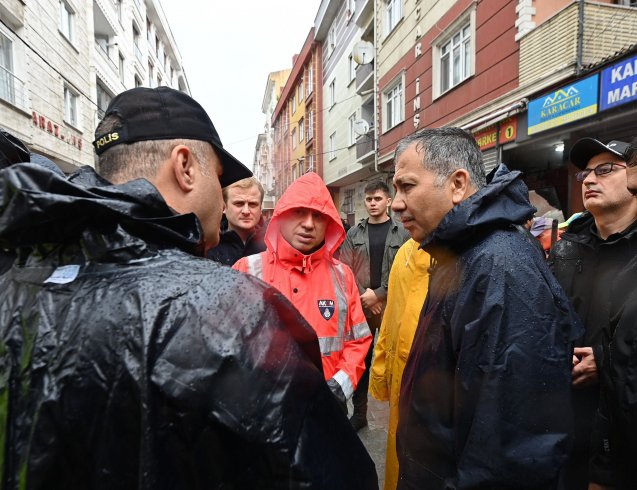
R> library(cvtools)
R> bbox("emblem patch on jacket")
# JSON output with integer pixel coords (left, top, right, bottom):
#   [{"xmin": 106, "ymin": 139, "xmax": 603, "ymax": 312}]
[{"xmin": 318, "ymin": 299, "xmax": 335, "ymax": 320}]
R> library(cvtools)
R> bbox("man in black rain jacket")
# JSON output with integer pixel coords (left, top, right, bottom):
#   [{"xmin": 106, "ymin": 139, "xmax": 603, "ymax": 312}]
[
  {"xmin": 0, "ymin": 87, "xmax": 377, "ymax": 490},
  {"xmin": 391, "ymin": 128, "xmax": 582, "ymax": 490}
]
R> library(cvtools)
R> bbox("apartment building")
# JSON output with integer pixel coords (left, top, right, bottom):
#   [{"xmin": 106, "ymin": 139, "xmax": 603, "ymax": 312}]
[
  {"xmin": 271, "ymin": 29, "xmax": 322, "ymax": 201},
  {"xmin": 0, "ymin": 0, "xmax": 189, "ymax": 173}
]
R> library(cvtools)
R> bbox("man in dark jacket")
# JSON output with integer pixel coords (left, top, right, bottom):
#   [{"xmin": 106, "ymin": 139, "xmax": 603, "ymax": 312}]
[
  {"xmin": 0, "ymin": 87, "xmax": 378, "ymax": 490},
  {"xmin": 339, "ymin": 180, "xmax": 409, "ymax": 430},
  {"xmin": 587, "ymin": 140, "xmax": 637, "ymax": 490},
  {"xmin": 206, "ymin": 176, "xmax": 266, "ymax": 265},
  {"xmin": 548, "ymin": 137, "xmax": 637, "ymax": 490},
  {"xmin": 392, "ymin": 127, "xmax": 582, "ymax": 490}
]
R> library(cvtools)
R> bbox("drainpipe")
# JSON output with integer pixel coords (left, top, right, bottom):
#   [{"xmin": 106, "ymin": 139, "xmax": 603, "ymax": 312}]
[
  {"xmin": 373, "ymin": 0, "xmax": 379, "ymax": 173},
  {"xmin": 576, "ymin": 0, "xmax": 585, "ymax": 75}
]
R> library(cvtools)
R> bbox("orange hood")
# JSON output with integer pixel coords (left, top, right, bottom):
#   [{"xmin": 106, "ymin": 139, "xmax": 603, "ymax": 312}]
[{"xmin": 265, "ymin": 172, "xmax": 345, "ymax": 258}]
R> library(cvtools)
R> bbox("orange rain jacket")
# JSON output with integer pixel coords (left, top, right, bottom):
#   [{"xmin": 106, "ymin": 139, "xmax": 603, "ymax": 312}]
[{"xmin": 234, "ymin": 172, "xmax": 372, "ymax": 400}]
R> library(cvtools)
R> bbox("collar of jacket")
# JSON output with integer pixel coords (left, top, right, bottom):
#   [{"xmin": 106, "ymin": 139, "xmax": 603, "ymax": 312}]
[
  {"xmin": 267, "ymin": 233, "xmax": 326, "ymax": 273},
  {"xmin": 0, "ymin": 163, "xmax": 205, "ymax": 258},
  {"xmin": 356, "ymin": 216, "xmax": 400, "ymax": 231},
  {"xmin": 421, "ymin": 164, "xmax": 535, "ymax": 257},
  {"xmin": 561, "ymin": 211, "xmax": 637, "ymax": 248}
]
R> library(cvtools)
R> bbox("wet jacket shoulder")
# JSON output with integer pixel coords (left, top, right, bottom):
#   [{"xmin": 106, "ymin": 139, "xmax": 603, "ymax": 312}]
[
  {"xmin": 206, "ymin": 226, "xmax": 266, "ymax": 266},
  {"xmin": 398, "ymin": 165, "xmax": 582, "ymax": 490},
  {"xmin": 339, "ymin": 216, "xmax": 410, "ymax": 299},
  {"xmin": 0, "ymin": 164, "xmax": 378, "ymax": 490}
]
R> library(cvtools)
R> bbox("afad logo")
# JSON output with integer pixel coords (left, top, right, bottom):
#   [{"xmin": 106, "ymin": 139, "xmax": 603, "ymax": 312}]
[{"xmin": 318, "ymin": 299, "xmax": 335, "ymax": 320}]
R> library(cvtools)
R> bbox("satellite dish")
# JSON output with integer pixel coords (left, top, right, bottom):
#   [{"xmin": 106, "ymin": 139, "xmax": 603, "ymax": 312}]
[
  {"xmin": 352, "ymin": 41, "xmax": 374, "ymax": 65},
  {"xmin": 353, "ymin": 119, "xmax": 370, "ymax": 136}
]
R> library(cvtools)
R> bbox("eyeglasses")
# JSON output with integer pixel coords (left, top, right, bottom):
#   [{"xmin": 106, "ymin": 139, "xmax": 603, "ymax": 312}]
[{"xmin": 575, "ymin": 162, "xmax": 627, "ymax": 182}]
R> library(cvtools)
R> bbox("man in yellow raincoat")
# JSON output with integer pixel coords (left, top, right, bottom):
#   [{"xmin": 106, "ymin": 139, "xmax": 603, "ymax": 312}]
[{"xmin": 369, "ymin": 239, "xmax": 430, "ymax": 489}]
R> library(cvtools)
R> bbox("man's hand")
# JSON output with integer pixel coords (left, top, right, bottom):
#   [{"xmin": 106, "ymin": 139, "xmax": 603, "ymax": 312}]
[
  {"xmin": 361, "ymin": 288, "xmax": 383, "ymax": 313},
  {"xmin": 572, "ymin": 347, "xmax": 598, "ymax": 388}
]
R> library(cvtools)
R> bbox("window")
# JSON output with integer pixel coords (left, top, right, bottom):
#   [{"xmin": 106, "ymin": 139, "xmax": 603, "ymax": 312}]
[
  {"xmin": 291, "ymin": 93, "xmax": 296, "ymax": 114},
  {"xmin": 329, "ymin": 79, "xmax": 335, "ymax": 108},
  {"xmin": 155, "ymin": 35, "xmax": 160, "ymax": 57},
  {"xmin": 385, "ymin": 0, "xmax": 402, "ymax": 35},
  {"xmin": 439, "ymin": 23, "xmax": 472, "ymax": 94},
  {"xmin": 146, "ymin": 18, "xmax": 152, "ymax": 43},
  {"xmin": 348, "ymin": 54, "xmax": 356, "ymax": 84},
  {"xmin": 329, "ymin": 132, "xmax": 336, "ymax": 160},
  {"xmin": 157, "ymin": 73, "xmax": 162, "ymax": 86},
  {"xmin": 0, "ymin": 30, "xmax": 15, "ymax": 104},
  {"xmin": 328, "ymin": 27, "xmax": 336, "ymax": 56},
  {"xmin": 306, "ymin": 64, "xmax": 313, "ymax": 97},
  {"xmin": 348, "ymin": 113, "xmax": 356, "ymax": 146},
  {"xmin": 133, "ymin": 24, "xmax": 142, "ymax": 62},
  {"xmin": 59, "ymin": 1, "xmax": 74, "ymax": 43},
  {"xmin": 307, "ymin": 111, "xmax": 313, "ymax": 141},
  {"xmin": 383, "ymin": 76, "xmax": 404, "ymax": 131},
  {"xmin": 114, "ymin": 0, "xmax": 122, "ymax": 22},
  {"xmin": 307, "ymin": 153, "xmax": 315, "ymax": 172},
  {"xmin": 134, "ymin": 75, "xmax": 142, "ymax": 87},
  {"xmin": 148, "ymin": 62, "xmax": 154, "ymax": 87},
  {"xmin": 298, "ymin": 82, "xmax": 303, "ymax": 102},
  {"xmin": 119, "ymin": 52, "xmax": 125, "ymax": 83},
  {"xmin": 64, "ymin": 85, "xmax": 79, "ymax": 127},
  {"xmin": 347, "ymin": 0, "xmax": 355, "ymax": 17},
  {"xmin": 96, "ymin": 80, "xmax": 112, "ymax": 120},
  {"xmin": 291, "ymin": 128, "xmax": 297, "ymax": 149},
  {"xmin": 299, "ymin": 118, "xmax": 304, "ymax": 143}
]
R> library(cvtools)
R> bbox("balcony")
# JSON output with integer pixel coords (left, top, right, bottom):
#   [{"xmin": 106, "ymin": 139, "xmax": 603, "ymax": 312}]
[
  {"xmin": 0, "ymin": 65, "xmax": 29, "ymax": 112},
  {"xmin": 356, "ymin": 60, "xmax": 373, "ymax": 95},
  {"xmin": 356, "ymin": 129, "xmax": 375, "ymax": 163},
  {"xmin": 519, "ymin": 1, "xmax": 637, "ymax": 88}
]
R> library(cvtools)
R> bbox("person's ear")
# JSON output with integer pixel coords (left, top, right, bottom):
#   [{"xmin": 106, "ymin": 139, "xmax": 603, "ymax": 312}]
[
  {"xmin": 449, "ymin": 169, "xmax": 471, "ymax": 205},
  {"xmin": 170, "ymin": 145, "xmax": 196, "ymax": 193}
]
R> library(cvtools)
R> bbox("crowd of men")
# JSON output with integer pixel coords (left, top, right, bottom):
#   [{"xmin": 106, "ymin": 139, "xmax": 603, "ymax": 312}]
[{"xmin": 1, "ymin": 86, "xmax": 635, "ymax": 490}]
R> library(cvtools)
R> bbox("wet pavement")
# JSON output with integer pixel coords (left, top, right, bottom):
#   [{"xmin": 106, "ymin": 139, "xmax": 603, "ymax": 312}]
[{"xmin": 349, "ymin": 394, "xmax": 390, "ymax": 488}]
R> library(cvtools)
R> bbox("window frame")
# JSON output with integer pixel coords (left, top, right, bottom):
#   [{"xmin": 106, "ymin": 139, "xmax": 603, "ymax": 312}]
[
  {"xmin": 64, "ymin": 84, "xmax": 79, "ymax": 127},
  {"xmin": 385, "ymin": 0, "xmax": 402, "ymax": 37},
  {"xmin": 329, "ymin": 131, "xmax": 337, "ymax": 161},
  {"xmin": 299, "ymin": 118, "xmax": 304, "ymax": 143},
  {"xmin": 348, "ymin": 113, "xmax": 356, "ymax": 146},
  {"xmin": 432, "ymin": 7, "xmax": 476, "ymax": 99},
  {"xmin": 59, "ymin": 0, "xmax": 75, "ymax": 44},
  {"xmin": 348, "ymin": 54, "xmax": 356, "ymax": 84},
  {"xmin": 329, "ymin": 79, "xmax": 335, "ymax": 108},
  {"xmin": 382, "ymin": 73, "xmax": 404, "ymax": 132}
]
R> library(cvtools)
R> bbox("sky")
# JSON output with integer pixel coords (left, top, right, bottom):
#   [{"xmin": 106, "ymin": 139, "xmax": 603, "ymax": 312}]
[{"xmin": 160, "ymin": 0, "xmax": 321, "ymax": 171}]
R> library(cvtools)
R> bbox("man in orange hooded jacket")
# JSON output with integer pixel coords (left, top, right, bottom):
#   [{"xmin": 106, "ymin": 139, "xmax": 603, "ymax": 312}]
[{"xmin": 234, "ymin": 172, "xmax": 372, "ymax": 409}]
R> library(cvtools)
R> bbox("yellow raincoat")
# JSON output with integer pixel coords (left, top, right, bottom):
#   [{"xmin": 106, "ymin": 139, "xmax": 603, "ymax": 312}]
[{"xmin": 369, "ymin": 239, "xmax": 430, "ymax": 490}]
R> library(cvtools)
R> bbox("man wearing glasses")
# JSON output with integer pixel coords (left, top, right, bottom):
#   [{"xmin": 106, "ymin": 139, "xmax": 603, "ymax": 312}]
[{"xmin": 548, "ymin": 137, "xmax": 637, "ymax": 490}]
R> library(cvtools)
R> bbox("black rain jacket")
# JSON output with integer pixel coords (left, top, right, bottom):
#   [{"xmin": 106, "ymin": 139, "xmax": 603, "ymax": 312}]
[
  {"xmin": 206, "ymin": 226, "xmax": 266, "ymax": 266},
  {"xmin": 397, "ymin": 164, "xmax": 582, "ymax": 490},
  {"xmin": 0, "ymin": 163, "xmax": 378, "ymax": 490}
]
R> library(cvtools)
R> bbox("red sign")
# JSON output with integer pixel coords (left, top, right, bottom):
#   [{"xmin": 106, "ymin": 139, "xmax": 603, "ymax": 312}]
[
  {"xmin": 31, "ymin": 111, "xmax": 83, "ymax": 151},
  {"xmin": 473, "ymin": 116, "xmax": 517, "ymax": 151}
]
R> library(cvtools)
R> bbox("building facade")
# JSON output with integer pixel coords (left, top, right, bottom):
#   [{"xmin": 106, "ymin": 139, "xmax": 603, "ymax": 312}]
[
  {"xmin": 271, "ymin": 29, "xmax": 322, "ymax": 201},
  {"xmin": 0, "ymin": 0, "xmax": 189, "ymax": 173}
]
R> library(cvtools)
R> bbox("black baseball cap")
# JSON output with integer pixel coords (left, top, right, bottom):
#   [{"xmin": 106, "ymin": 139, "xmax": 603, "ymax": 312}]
[
  {"xmin": 569, "ymin": 138, "xmax": 630, "ymax": 169},
  {"xmin": 93, "ymin": 86, "xmax": 252, "ymax": 187}
]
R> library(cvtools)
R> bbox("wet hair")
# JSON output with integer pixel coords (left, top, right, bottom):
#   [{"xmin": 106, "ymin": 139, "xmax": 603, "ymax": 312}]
[
  {"xmin": 394, "ymin": 127, "xmax": 486, "ymax": 189},
  {"xmin": 95, "ymin": 113, "xmax": 214, "ymax": 183},
  {"xmin": 222, "ymin": 177, "xmax": 265, "ymax": 204},
  {"xmin": 364, "ymin": 180, "xmax": 390, "ymax": 196}
]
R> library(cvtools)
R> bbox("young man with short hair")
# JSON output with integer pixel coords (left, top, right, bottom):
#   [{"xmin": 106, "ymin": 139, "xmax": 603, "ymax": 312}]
[
  {"xmin": 339, "ymin": 180, "xmax": 409, "ymax": 430},
  {"xmin": 207, "ymin": 176, "xmax": 266, "ymax": 265}
]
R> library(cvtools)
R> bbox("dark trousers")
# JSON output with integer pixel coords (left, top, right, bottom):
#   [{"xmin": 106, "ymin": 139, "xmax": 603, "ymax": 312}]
[{"xmin": 351, "ymin": 313, "xmax": 382, "ymax": 416}]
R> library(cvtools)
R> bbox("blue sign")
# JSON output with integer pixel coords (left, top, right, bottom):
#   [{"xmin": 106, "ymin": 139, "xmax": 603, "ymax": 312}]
[
  {"xmin": 528, "ymin": 74, "xmax": 599, "ymax": 135},
  {"xmin": 600, "ymin": 53, "xmax": 637, "ymax": 111}
]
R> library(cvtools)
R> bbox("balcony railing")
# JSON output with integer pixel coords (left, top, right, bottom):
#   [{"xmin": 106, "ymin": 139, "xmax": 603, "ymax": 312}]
[
  {"xmin": 0, "ymin": 65, "xmax": 29, "ymax": 112},
  {"xmin": 356, "ymin": 129, "xmax": 375, "ymax": 163},
  {"xmin": 356, "ymin": 60, "xmax": 373, "ymax": 94}
]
